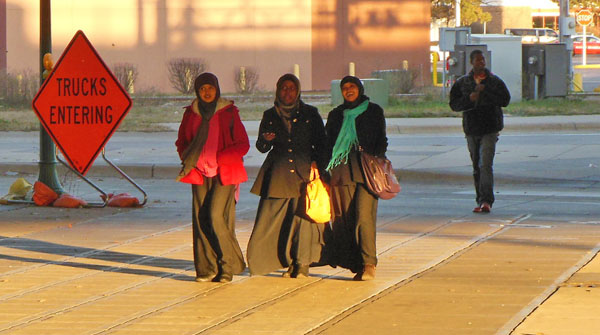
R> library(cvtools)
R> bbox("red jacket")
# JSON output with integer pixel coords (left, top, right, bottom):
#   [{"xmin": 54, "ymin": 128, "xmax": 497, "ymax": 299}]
[{"xmin": 175, "ymin": 99, "xmax": 250, "ymax": 185}]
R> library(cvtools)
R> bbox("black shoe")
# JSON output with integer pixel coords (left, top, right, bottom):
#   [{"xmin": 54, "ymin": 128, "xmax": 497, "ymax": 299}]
[
  {"xmin": 292, "ymin": 264, "xmax": 309, "ymax": 278},
  {"xmin": 353, "ymin": 264, "xmax": 376, "ymax": 281},
  {"xmin": 214, "ymin": 273, "xmax": 232, "ymax": 283},
  {"xmin": 282, "ymin": 265, "xmax": 295, "ymax": 278}
]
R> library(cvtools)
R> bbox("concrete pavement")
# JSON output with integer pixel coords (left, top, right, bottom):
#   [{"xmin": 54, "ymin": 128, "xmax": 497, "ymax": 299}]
[
  {"xmin": 1, "ymin": 116, "xmax": 600, "ymax": 334},
  {"xmin": 1, "ymin": 178, "xmax": 599, "ymax": 334}
]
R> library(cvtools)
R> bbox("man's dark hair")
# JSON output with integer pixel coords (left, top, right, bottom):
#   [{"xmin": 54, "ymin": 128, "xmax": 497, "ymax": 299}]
[{"xmin": 470, "ymin": 49, "xmax": 484, "ymax": 63}]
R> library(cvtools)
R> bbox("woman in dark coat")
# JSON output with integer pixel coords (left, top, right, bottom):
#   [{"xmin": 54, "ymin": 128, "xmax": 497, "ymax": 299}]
[
  {"xmin": 175, "ymin": 73, "xmax": 249, "ymax": 283},
  {"xmin": 247, "ymin": 74, "xmax": 330, "ymax": 278},
  {"xmin": 325, "ymin": 76, "xmax": 387, "ymax": 281}
]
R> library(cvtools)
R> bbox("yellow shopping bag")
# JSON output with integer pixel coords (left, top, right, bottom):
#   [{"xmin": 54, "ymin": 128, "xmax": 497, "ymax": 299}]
[{"xmin": 305, "ymin": 163, "xmax": 331, "ymax": 223}]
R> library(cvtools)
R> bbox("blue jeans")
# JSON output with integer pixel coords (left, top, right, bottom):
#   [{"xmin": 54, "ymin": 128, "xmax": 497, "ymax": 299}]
[{"xmin": 466, "ymin": 133, "xmax": 498, "ymax": 207}]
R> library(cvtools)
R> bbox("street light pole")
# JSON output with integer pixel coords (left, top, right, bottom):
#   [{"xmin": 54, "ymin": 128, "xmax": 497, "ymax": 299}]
[{"xmin": 38, "ymin": 0, "xmax": 63, "ymax": 193}]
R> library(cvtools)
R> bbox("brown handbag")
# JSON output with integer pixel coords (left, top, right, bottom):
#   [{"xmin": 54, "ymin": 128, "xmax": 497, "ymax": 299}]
[{"xmin": 359, "ymin": 151, "xmax": 401, "ymax": 200}]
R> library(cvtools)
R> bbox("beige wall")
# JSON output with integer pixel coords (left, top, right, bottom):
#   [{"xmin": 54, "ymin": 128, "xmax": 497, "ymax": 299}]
[
  {"xmin": 6, "ymin": 0, "xmax": 312, "ymax": 93},
  {"xmin": 472, "ymin": 6, "xmax": 533, "ymax": 33},
  {"xmin": 311, "ymin": 0, "xmax": 432, "ymax": 89},
  {"xmin": 6, "ymin": 0, "xmax": 430, "ymax": 93}
]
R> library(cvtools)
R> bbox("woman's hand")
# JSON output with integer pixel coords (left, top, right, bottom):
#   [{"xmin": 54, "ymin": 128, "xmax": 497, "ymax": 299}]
[
  {"xmin": 469, "ymin": 91, "xmax": 479, "ymax": 102},
  {"xmin": 262, "ymin": 132, "xmax": 276, "ymax": 141}
]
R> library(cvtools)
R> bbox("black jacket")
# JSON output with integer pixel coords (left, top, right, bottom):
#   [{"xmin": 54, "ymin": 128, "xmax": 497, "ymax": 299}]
[
  {"xmin": 250, "ymin": 101, "xmax": 327, "ymax": 198},
  {"xmin": 325, "ymin": 100, "xmax": 387, "ymax": 185},
  {"xmin": 449, "ymin": 69, "xmax": 511, "ymax": 136}
]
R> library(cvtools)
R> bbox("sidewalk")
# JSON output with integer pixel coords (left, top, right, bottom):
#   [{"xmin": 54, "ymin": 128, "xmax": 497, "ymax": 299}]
[
  {"xmin": 1, "ymin": 116, "xmax": 600, "ymax": 334},
  {"xmin": 0, "ymin": 178, "xmax": 599, "ymax": 334}
]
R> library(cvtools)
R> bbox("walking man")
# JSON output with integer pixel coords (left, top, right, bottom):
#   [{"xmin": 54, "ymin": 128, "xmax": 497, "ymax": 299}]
[{"xmin": 450, "ymin": 50, "xmax": 511, "ymax": 213}]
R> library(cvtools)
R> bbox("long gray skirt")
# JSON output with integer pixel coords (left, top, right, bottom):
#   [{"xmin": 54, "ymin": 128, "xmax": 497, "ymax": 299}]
[
  {"xmin": 191, "ymin": 177, "xmax": 246, "ymax": 278},
  {"xmin": 246, "ymin": 196, "xmax": 332, "ymax": 276},
  {"xmin": 330, "ymin": 183, "xmax": 378, "ymax": 273}
]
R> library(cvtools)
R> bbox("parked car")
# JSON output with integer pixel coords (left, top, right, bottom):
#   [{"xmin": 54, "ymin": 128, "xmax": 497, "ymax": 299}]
[
  {"xmin": 504, "ymin": 28, "xmax": 559, "ymax": 44},
  {"xmin": 572, "ymin": 35, "xmax": 600, "ymax": 55}
]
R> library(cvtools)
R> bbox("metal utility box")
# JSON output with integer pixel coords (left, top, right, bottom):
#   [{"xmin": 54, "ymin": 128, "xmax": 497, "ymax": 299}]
[
  {"xmin": 447, "ymin": 45, "xmax": 490, "ymax": 77},
  {"xmin": 522, "ymin": 44, "xmax": 568, "ymax": 99},
  {"xmin": 471, "ymin": 34, "xmax": 522, "ymax": 102},
  {"xmin": 439, "ymin": 27, "xmax": 471, "ymax": 52},
  {"xmin": 526, "ymin": 47, "xmax": 545, "ymax": 75}
]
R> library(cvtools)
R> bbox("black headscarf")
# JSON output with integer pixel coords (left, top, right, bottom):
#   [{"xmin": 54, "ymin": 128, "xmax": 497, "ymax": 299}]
[
  {"xmin": 340, "ymin": 75, "xmax": 368, "ymax": 109},
  {"xmin": 194, "ymin": 72, "xmax": 221, "ymax": 119},
  {"xmin": 274, "ymin": 73, "xmax": 301, "ymax": 133}
]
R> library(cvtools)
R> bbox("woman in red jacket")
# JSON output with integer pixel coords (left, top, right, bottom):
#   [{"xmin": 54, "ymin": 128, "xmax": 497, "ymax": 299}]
[{"xmin": 175, "ymin": 73, "xmax": 249, "ymax": 283}]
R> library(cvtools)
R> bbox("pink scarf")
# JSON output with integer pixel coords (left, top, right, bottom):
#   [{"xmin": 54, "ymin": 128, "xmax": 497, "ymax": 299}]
[{"xmin": 195, "ymin": 111, "xmax": 220, "ymax": 177}]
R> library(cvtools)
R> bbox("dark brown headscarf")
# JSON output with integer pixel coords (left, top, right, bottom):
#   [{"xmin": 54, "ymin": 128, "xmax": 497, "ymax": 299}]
[{"xmin": 274, "ymin": 73, "xmax": 301, "ymax": 133}]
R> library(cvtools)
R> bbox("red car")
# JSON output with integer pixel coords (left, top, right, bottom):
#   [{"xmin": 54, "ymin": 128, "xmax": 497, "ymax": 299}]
[{"xmin": 572, "ymin": 35, "xmax": 600, "ymax": 55}]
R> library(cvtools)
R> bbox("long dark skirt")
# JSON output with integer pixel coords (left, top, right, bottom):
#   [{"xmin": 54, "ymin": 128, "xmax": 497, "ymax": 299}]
[
  {"xmin": 191, "ymin": 177, "xmax": 245, "ymax": 278},
  {"xmin": 247, "ymin": 196, "xmax": 332, "ymax": 276},
  {"xmin": 330, "ymin": 182, "xmax": 378, "ymax": 273}
]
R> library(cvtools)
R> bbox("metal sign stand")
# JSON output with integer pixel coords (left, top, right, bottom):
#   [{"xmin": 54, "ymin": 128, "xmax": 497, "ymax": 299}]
[
  {"xmin": 2, "ymin": 146, "xmax": 148, "ymax": 208},
  {"xmin": 55, "ymin": 147, "xmax": 108, "ymax": 208},
  {"xmin": 101, "ymin": 148, "xmax": 148, "ymax": 206},
  {"xmin": 54, "ymin": 146, "xmax": 148, "ymax": 208},
  {"xmin": 2, "ymin": 198, "xmax": 35, "ymax": 205}
]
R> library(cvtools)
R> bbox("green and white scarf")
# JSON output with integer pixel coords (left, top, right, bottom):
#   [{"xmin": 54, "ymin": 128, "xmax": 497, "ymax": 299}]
[{"xmin": 326, "ymin": 99, "xmax": 369, "ymax": 171}]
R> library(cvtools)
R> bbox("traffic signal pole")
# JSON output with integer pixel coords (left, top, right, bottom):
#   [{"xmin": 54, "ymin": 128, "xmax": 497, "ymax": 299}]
[{"xmin": 38, "ymin": 0, "xmax": 63, "ymax": 193}]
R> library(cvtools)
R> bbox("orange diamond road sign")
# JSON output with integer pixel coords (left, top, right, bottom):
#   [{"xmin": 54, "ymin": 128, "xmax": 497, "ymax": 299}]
[
  {"xmin": 577, "ymin": 10, "xmax": 594, "ymax": 26},
  {"xmin": 32, "ymin": 30, "xmax": 132, "ymax": 175}
]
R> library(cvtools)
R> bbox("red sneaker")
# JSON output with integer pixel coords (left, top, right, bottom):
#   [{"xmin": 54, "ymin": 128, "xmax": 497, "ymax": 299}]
[
  {"xmin": 473, "ymin": 206, "xmax": 482, "ymax": 213},
  {"xmin": 481, "ymin": 203, "xmax": 491, "ymax": 213}
]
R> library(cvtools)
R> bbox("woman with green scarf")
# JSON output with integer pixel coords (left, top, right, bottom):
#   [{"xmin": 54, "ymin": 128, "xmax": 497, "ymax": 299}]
[{"xmin": 325, "ymin": 76, "xmax": 388, "ymax": 281}]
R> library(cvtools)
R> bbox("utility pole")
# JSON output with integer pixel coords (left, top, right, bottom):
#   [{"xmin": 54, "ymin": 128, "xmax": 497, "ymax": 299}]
[
  {"xmin": 559, "ymin": 0, "xmax": 575, "ymax": 90},
  {"xmin": 455, "ymin": 0, "xmax": 461, "ymax": 27},
  {"xmin": 38, "ymin": 0, "xmax": 63, "ymax": 193}
]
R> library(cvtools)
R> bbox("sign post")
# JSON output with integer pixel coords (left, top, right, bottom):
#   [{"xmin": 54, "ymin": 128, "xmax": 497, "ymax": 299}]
[
  {"xmin": 32, "ymin": 30, "xmax": 132, "ymax": 176},
  {"xmin": 38, "ymin": 0, "xmax": 63, "ymax": 193},
  {"xmin": 576, "ymin": 9, "xmax": 594, "ymax": 65}
]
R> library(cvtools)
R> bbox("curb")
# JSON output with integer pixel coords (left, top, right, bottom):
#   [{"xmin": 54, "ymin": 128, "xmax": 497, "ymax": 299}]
[
  {"xmin": 386, "ymin": 121, "xmax": 600, "ymax": 134},
  {"xmin": 161, "ymin": 118, "xmax": 600, "ymax": 136},
  {"xmin": 2, "ymin": 162, "xmax": 592, "ymax": 186}
]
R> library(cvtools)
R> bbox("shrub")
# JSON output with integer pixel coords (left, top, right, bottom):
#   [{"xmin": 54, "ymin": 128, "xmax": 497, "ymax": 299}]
[
  {"xmin": 372, "ymin": 69, "xmax": 416, "ymax": 94},
  {"xmin": 0, "ymin": 69, "xmax": 39, "ymax": 107},
  {"xmin": 112, "ymin": 62, "xmax": 138, "ymax": 94},
  {"xmin": 234, "ymin": 66, "xmax": 259, "ymax": 94},
  {"xmin": 167, "ymin": 58, "xmax": 206, "ymax": 94}
]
